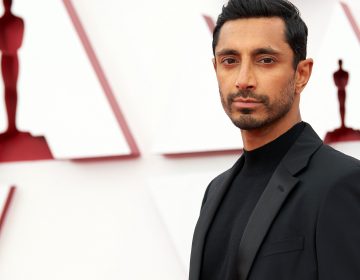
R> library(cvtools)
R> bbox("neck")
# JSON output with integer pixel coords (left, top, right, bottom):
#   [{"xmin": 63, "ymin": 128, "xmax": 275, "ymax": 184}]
[{"xmin": 241, "ymin": 111, "xmax": 301, "ymax": 151}]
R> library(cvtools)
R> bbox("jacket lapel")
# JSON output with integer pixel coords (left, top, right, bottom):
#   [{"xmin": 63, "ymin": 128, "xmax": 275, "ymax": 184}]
[
  {"xmin": 237, "ymin": 124, "xmax": 323, "ymax": 280},
  {"xmin": 189, "ymin": 156, "xmax": 244, "ymax": 280}
]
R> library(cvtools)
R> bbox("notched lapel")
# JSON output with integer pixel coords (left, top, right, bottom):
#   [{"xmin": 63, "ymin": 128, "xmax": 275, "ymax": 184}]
[{"xmin": 237, "ymin": 163, "xmax": 299, "ymax": 280}]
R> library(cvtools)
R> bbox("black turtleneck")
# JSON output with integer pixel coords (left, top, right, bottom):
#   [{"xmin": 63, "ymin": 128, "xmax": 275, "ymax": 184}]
[{"xmin": 200, "ymin": 122, "xmax": 306, "ymax": 280}]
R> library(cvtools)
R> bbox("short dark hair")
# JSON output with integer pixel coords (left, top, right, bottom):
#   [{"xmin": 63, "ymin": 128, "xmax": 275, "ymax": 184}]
[{"xmin": 212, "ymin": 0, "xmax": 308, "ymax": 68}]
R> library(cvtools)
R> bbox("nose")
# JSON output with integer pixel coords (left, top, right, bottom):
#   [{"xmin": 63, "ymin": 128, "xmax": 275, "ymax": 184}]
[{"xmin": 235, "ymin": 62, "xmax": 256, "ymax": 90}]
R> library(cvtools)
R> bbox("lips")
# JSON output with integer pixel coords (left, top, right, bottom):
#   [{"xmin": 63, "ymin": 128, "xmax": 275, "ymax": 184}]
[
  {"xmin": 232, "ymin": 97, "xmax": 262, "ymax": 109},
  {"xmin": 233, "ymin": 97, "xmax": 262, "ymax": 103}
]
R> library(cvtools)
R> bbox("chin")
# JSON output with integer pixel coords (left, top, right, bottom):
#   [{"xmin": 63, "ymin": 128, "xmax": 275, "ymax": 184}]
[
  {"xmin": 231, "ymin": 109, "xmax": 287, "ymax": 130},
  {"xmin": 231, "ymin": 116, "xmax": 267, "ymax": 130}
]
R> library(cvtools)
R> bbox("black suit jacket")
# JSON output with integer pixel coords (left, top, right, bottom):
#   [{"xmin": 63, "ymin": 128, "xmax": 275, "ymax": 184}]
[{"xmin": 189, "ymin": 123, "xmax": 360, "ymax": 280}]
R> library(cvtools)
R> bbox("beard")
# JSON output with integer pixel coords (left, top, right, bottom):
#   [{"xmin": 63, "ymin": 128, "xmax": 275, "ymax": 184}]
[{"xmin": 220, "ymin": 78, "xmax": 295, "ymax": 130}]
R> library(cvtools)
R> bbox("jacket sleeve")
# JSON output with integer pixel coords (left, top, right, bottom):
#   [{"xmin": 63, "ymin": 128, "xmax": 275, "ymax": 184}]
[{"xmin": 316, "ymin": 168, "xmax": 360, "ymax": 279}]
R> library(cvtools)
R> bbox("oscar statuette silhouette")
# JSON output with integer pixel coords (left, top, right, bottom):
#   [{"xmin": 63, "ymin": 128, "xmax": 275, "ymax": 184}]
[
  {"xmin": 324, "ymin": 59, "xmax": 360, "ymax": 144},
  {"xmin": 0, "ymin": 0, "xmax": 53, "ymax": 162}
]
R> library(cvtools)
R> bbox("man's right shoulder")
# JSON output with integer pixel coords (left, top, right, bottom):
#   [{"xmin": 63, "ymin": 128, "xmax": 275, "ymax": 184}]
[{"xmin": 201, "ymin": 162, "xmax": 239, "ymax": 208}]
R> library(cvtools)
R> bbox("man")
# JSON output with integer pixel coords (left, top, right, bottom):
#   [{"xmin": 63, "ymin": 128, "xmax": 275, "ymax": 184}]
[{"xmin": 189, "ymin": 0, "xmax": 360, "ymax": 280}]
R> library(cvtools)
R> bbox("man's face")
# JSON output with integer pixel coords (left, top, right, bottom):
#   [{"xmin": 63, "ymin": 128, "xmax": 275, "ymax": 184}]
[{"xmin": 214, "ymin": 17, "xmax": 298, "ymax": 130}]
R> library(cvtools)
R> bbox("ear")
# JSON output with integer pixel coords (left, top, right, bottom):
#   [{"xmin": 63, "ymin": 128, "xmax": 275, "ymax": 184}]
[{"xmin": 295, "ymin": 58, "xmax": 313, "ymax": 94}]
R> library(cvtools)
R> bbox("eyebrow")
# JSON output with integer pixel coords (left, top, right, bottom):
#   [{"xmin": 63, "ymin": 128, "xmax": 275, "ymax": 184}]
[
  {"xmin": 215, "ymin": 47, "xmax": 281, "ymax": 57},
  {"xmin": 252, "ymin": 47, "xmax": 280, "ymax": 56},
  {"xmin": 215, "ymin": 49, "xmax": 240, "ymax": 57}
]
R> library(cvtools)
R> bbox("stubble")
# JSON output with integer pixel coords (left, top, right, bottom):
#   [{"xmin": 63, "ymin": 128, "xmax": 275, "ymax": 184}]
[{"xmin": 220, "ymin": 78, "xmax": 295, "ymax": 130}]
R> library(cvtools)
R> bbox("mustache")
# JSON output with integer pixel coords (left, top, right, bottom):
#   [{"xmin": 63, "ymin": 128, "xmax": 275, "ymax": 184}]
[{"xmin": 227, "ymin": 90, "xmax": 269, "ymax": 104}]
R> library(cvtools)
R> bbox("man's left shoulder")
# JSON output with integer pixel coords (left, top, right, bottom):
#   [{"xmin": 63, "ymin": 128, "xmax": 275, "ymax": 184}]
[
  {"xmin": 314, "ymin": 143, "xmax": 360, "ymax": 170},
  {"xmin": 305, "ymin": 143, "xmax": 360, "ymax": 186}
]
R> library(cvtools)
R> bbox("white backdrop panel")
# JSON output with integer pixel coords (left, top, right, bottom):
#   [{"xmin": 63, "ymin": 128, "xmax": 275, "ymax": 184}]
[{"xmin": 0, "ymin": 0, "xmax": 131, "ymax": 158}]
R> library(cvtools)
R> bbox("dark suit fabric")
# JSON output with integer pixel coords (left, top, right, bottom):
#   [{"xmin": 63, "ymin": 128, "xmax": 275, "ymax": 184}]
[{"xmin": 189, "ymin": 123, "xmax": 360, "ymax": 280}]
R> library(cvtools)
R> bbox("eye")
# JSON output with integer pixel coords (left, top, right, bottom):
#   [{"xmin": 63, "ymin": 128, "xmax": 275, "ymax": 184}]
[
  {"xmin": 221, "ymin": 57, "xmax": 239, "ymax": 65},
  {"xmin": 258, "ymin": 57, "xmax": 276, "ymax": 64}
]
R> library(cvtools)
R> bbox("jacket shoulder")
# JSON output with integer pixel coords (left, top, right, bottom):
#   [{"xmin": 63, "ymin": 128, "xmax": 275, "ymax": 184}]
[
  {"xmin": 201, "ymin": 160, "xmax": 241, "ymax": 207},
  {"xmin": 301, "ymin": 143, "xmax": 360, "ymax": 199},
  {"xmin": 314, "ymin": 144, "xmax": 360, "ymax": 171}
]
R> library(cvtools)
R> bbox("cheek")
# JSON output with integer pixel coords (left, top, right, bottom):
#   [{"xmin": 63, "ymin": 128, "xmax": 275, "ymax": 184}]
[
  {"xmin": 264, "ymin": 76, "xmax": 292, "ymax": 95},
  {"xmin": 217, "ymin": 73, "xmax": 235, "ymax": 93}
]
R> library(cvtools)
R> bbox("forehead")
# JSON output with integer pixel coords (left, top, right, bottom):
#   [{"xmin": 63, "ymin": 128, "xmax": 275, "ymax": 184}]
[{"xmin": 216, "ymin": 17, "xmax": 290, "ymax": 53}]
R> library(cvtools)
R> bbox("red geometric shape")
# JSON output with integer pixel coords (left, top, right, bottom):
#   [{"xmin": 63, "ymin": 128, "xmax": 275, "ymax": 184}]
[
  {"xmin": 0, "ymin": 186, "xmax": 16, "ymax": 237},
  {"xmin": 341, "ymin": 2, "xmax": 360, "ymax": 44},
  {"xmin": 63, "ymin": 0, "xmax": 140, "ymax": 158},
  {"xmin": 0, "ymin": 132, "xmax": 53, "ymax": 162}
]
